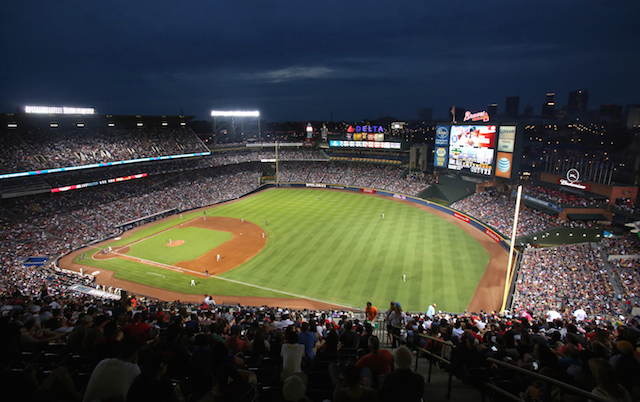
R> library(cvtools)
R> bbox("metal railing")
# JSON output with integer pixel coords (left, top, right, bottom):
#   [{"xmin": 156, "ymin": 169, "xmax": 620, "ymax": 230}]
[
  {"xmin": 389, "ymin": 330, "xmax": 455, "ymax": 400},
  {"xmin": 484, "ymin": 357, "xmax": 613, "ymax": 402}
]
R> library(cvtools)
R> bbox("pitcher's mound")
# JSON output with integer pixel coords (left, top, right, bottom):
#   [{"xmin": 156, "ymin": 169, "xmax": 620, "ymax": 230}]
[{"xmin": 167, "ymin": 240, "xmax": 185, "ymax": 247}]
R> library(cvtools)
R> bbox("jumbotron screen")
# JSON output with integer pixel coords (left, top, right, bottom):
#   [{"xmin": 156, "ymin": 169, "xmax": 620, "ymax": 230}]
[{"xmin": 448, "ymin": 125, "xmax": 496, "ymax": 176}]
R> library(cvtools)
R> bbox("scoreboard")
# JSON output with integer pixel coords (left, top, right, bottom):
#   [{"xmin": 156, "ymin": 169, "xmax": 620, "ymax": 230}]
[{"xmin": 435, "ymin": 124, "xmax": 518, "ymax": 179}]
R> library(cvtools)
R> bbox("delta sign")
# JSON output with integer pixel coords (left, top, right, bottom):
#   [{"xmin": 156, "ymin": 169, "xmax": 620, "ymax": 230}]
[{"xmin": 345, "ymin": 125, "xmax": 385, "ymax": 141}]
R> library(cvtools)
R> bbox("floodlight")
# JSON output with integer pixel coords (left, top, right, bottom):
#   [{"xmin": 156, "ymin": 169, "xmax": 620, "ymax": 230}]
[
  {"xmin": 162, "ymin": 122, "xmax": 168, "ymax": 126},
  {"xmin": 108, "ymin": 122, "xmax": 115, "ymax": 127},
  {"xmin": 25, "ymin": 106, "xmax": 94, "ymax": 114},
  {"xmin": 136, "ymin": 122, "xmax": 143, "ymax": 127},
  {"xmin": 180, "ymin": 122, "xmax": 186, "ymax": 126},
  {"xmin": 211, "ymin": 111, "xmax": 260, "ymax": 117}
]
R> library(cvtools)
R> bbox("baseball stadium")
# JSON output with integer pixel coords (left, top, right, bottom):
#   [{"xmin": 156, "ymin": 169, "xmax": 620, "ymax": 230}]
[{"xmin": 1, "ymin": 110, "xmax": 639, "ymax": 401}]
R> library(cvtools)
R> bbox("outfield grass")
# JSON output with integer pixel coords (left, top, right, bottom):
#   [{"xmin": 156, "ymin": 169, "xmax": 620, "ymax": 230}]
[{"xmin": 77, "ymin": 188, "xmax": 490, "ymax": 312}]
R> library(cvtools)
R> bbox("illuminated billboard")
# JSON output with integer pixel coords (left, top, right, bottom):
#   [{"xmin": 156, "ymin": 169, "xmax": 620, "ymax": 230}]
[
  {"xmin": 448, "ymin": 125, "xmax": 496, "ymax": 176},
  {"xmin": 329, "ymin": 140, "xmax": 401, "ymax": 149},
  {"xmin": 434, "ymin": 147, "xmax": 448, "ymax": 167},
  {"xmin": 495, "ymin": 152, "xmax": 513, "ymax": 179},
  {"xmin": 497, "ymin": 126, "xmax": 516, "ymax": 153}
]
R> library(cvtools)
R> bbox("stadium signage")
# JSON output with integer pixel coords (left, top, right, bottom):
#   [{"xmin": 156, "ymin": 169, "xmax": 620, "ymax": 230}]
[
  {"xmin": 434, "ymin": 147, "xmax": 448, "ymax": 168},
  {"xmin": 328, "ymin": 185, "xmax": 344, "ymax": 190},
  {"xmin": 497, "ymin": 126, "xmax": 516, "ymax": 152},
  {"xmin": 454, "ymin": 212, "xmax": 470, "ymax": 223},
  {"xmin": 463, "ymin": 110, "xmax": 490, "ymax": 122},
  {"xmin": 0, "ymin": 152, "xmax": 211, "ymax": 180},
  {"xmin": 306, "ymin": 183, "xmax": 326, "ymax": 188},
  {"xmin": 566, "ymin": 168, "xmax": 580, "ymax": 182},
  {"xmin": 347, "ymin": 125, "xmax": 385, "ymax": 133},
  {"xmin": 513, "ymin": 191, "xmax": 563, "ymax": 213},
  {"xmin": 435, "ymin": 126, "xmax": 449, "ymax": 146},
  {"xmin": 360, "ymin": 188, "xmax": 376, "ymax": 194},
  {"xmin": 484, "ymin": 228, "xmax": 501, "ymax": 243},
  {"xmin": 392, "ymin": 194, "xmax": 407, "ymax": 200},
  {"xmin": 558, "ymin": 179, "xmax": 590, "ymax": 191},
  {"xmin": 51, "ymin": 173, "xmax": 148, "ymax": 193}
]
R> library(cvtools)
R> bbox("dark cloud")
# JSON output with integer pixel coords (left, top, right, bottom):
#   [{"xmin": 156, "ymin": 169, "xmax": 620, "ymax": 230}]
[{"xmin": 1, "ymin": 1, "xmax": 638, "ymax": 121}]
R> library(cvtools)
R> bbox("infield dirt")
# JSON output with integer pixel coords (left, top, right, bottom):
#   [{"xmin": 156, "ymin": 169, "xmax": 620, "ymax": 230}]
[{"xmin": 60, "ymin": 189, "xmax": 508, "ymax": 312}]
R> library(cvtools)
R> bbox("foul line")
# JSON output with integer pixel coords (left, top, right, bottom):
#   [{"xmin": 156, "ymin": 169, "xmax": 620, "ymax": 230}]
[
  {"xmin": 93, "ymin": 250, "xmax": 355, "ymax": 308},
  {"xmin": 146, "ymin": 272, "xmax": 166, "ymax": 278},
  {"xmin": 208, "ymin": 275, "xmax": 359, "ymax": 309},
  {"xmin": 86, "ymin": 216, "xmax": 356, "ymax": 309}
]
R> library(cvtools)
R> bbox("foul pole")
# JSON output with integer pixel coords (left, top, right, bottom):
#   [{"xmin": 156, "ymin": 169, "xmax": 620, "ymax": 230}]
[{"xmin": 501, "ymin": 185, "xmax": 522, "ymax": 313}]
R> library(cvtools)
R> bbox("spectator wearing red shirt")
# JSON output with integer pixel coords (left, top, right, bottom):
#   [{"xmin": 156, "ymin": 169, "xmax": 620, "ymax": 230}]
[
  {"xmin": 122, "ymin": 313, "xmax": 151, "ymax": 341},
  {"xmin": 355, "ymin": 336, "xmax": 393, "ymax": 381},
  {"xmin": 225, "ymin": 325, "xmax": 249, "ymax": 354}
]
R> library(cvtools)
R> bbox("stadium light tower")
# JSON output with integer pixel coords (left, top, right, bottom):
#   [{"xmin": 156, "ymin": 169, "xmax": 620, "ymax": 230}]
[
  {"xmin": 210, "ymin": 110, "xmax": 261, "ymax": 144},
  {"xmin": 502, "ymin": 185, "xmax": 523, "ymax": 313}
]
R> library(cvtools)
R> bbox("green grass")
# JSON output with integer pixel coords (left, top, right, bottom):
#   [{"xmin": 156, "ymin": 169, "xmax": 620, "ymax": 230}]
[
  {"xmin": 126, "ymin": 227, "xmax": 232, "ymax": 265},
  {"xmin": 76, "ymin": 188, "xmax": 490, "ymax": 312}
]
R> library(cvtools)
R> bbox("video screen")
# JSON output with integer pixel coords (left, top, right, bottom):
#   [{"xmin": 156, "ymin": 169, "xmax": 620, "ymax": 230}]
[{"xmin": 448, "ymin": 125, "xmax": 496, "ymax": 176}]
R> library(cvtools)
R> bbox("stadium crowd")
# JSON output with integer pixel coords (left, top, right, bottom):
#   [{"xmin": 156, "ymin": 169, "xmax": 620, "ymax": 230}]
[
  {"xmin": 0, "ymin": 127, "xmax": 639, "ymax": 399},
  {"xmin": 524, "ymin": 185, "xmax": 609, "ymax": 209},
  {"xmin": 512, "ymin": 244, "xmax": 620, "ymax": 321},
  {"xmin": 279, "ymin": 161, "xmax": 434, "ymax": 197},
  {"xmin": 450, "ymin": 189, "xmax": 564, "ymax": 237},
  {"xmin": 2, "ymin": 283, "xmax": 640, "ymax": 401},
  {"xmin": 0, "ymin": 127, "xmax": 209, "ymax": 174}
]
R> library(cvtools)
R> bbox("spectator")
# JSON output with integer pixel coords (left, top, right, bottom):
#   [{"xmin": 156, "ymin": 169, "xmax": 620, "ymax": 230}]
[
  {"xmin": 83, "ymin": 335, "xmax": 141, "ymax": 402},
  {"xmin": 380, "ymin": 345, "xmax": 424, "ymax": 401}
]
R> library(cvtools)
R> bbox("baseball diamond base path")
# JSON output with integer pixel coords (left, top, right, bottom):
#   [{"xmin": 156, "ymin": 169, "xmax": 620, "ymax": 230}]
[
  {"xmin": 92, "ymin": 216, "xmax": 266, "ymax": 277},
  {"xmin": 60, "ymin": 190, "xmax": 509, "ymax": 312},
  {"xmin": 61, "ymin": 196, "xmax": 350, "ymax": 310}
]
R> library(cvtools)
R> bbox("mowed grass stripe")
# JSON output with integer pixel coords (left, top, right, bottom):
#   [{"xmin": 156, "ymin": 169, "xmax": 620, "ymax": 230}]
[
  {"xmin": 83, "ymin": 188, "xmax": 490, "ymax": 312},
  {"xmin": 73, "ymin": 256, "xmax": 293, "ymax": 298}
]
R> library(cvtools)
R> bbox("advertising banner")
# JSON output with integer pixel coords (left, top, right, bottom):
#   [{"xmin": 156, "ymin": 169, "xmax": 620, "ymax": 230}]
[
  {"xmin": 434, "ymin": 147, "xmax": 448, "ymax": 168},
  {"xmin": 454, "ymin": 212, "xmax": 470, "ymax": 223},
  {"xmin": 495, "ymin": 152, "xmax": 513, "ymax": 179},
  {"xmin": 497, "ymin": 126, "xmax": 516, "ymax": 153},
  {"xmin": 435, "ymin": 126, "xmax": 450, "ymax": 146},
  {"xmin": 484, "ymin": 228, "xmax": 501, "ymax": 243}
]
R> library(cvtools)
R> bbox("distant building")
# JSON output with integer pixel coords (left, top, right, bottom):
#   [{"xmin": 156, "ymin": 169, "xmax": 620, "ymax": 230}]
[
  {"xmin": 418, "ymin": 107, "xmax": 433, "ymax": 121},
  {"xmin": 541, "ymin": 92, "xmax": 556, "ymax": 119},
  {"xmin": 487, "ymin": 103, "xmax": 498, "ymax": 119},
  {"xmin": 523, "ymin": 105, "xmax": 533, "ymax": 118},
  {"xmin": 600, "ymin": 104, "xmax": 623, "ymax": 124},
  {"xmin": 505, "ymin": 96, "xmax": 520, "ymax": 118},
  {"xmin": 624, "ymin": 104, "xmax": 640, "ymax": 129},
  {"xmin": 567, "ymin": 89, "xmax": 589, "ymax": 113}
]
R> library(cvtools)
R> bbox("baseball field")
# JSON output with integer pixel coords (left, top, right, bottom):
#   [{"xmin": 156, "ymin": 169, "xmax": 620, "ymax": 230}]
[{"xmin": 63, "ymin": 188, "xmax": 506, "ymax": 312}]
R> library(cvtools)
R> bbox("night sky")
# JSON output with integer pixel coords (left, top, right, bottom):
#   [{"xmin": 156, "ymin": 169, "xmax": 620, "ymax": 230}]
[{"xmin": 1, "ymin": 1, "xmax": 639, "ymax": 122}]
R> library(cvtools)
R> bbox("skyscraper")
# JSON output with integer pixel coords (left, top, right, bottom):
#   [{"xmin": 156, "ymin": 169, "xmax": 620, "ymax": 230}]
[
  {"xmin": 487, "ymin": 103, "xmax": 497, "ymax": 119},
  {"xmin": 541, "ymin": 92, "xmax": 556, "ymax": 119},
  {"xmin": 567, "ymin": 90, "xmax": 589, "ymax": 113},
  {"xmin": 505, "ymin": 96, "xmax": 520, "ymax": 118}
]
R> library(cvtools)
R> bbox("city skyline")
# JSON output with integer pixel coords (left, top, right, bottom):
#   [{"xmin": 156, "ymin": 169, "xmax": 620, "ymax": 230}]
[{"xmin": 1, "ymin": 1, "xmax": 639, "ymax": 122}]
